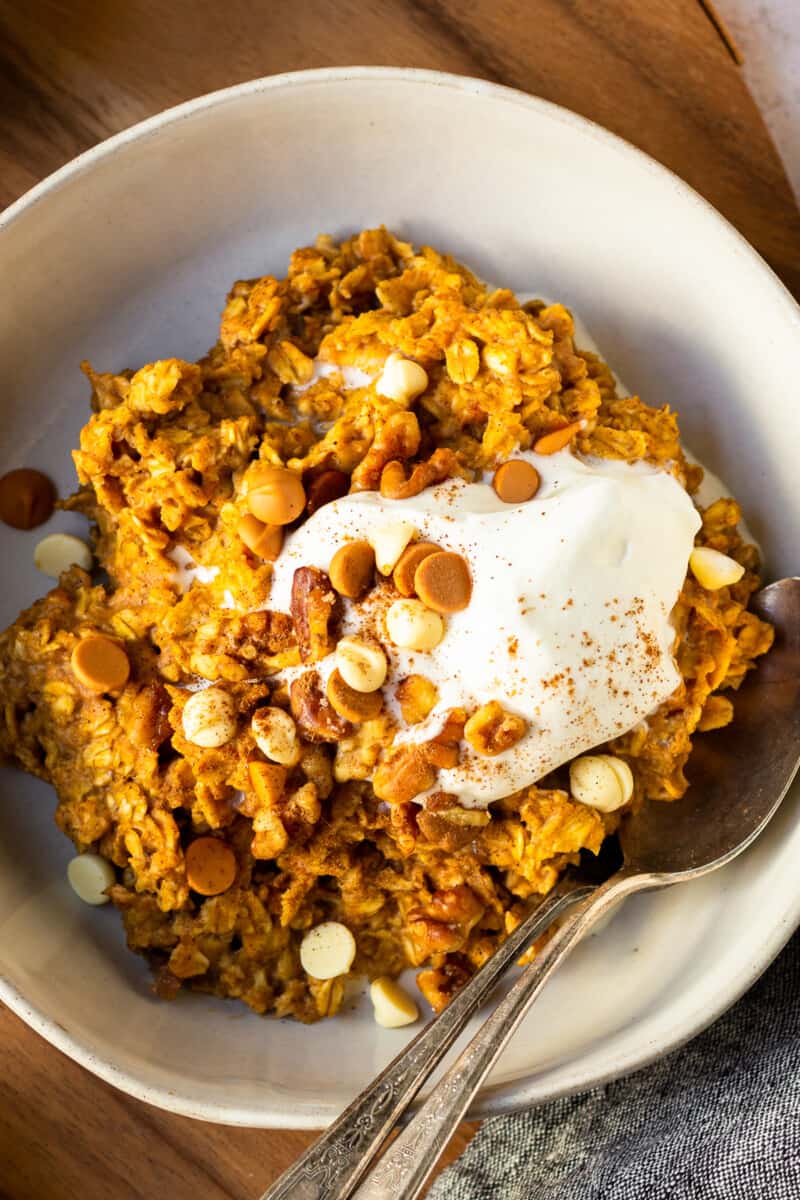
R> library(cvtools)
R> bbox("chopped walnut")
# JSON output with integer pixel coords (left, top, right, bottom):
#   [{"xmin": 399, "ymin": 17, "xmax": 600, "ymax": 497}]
[
  {"xmin": 350, "ymin": 411, "xmax": 421, "ymax": 492},
  {"xmin": 464, "ymin": 701, "xmax": 527, "ymax": 756},
  {"xmin": 298, "ymin": 743, "xmax": 334, "ymax": 799},
  {"xmin": 417, "ymin": 794, "xmax": 490, "ymax": 851},
  {"xmin": 373, "ymin": 744, "xmax": 437, "ymax": 803},
  {"xmin": 291, "ymin": 566, "xmax": 337, "ymax": 663},
  {"xmin": 389, "ymin": 802, "xmax": 419, "ymax": 855},
  {"xmin": 424, "ymin": 708, "xmax": 465, "ymax": 768},
  {"xmin": 416, "ymin": 961, "xmax": 471, "ymax": 1012},
  {"xmin": 231, "ymin": 610, "xmax": 297, "ymax": 656},
  {"xmin": 423, "ymin": 884, "xmax": 485, "ymax": 928},
  {"xmin": 396, "ymin": 674, "xmax": 439, "ymax": 725},
  {"xmin": 406, "ymin": 885, "xmax": 485, "ymax": 964},
  {"xmin": 406, "ymin": 917, "xmax": 465, "ymax": 962},
  {"xmin": 424, "ymin": 741, "xmax": 459, "ymax": 770},
  {"xmin": 251, "ymin": 806, "xmax": 289, "ymax": 860},
  {"xmin": 283, "ymin": 780, "xmax": 322, "ymax": 828},
  {"xmin": 379, "ymin": 448, "xmax": 460, "ymax": 500}
]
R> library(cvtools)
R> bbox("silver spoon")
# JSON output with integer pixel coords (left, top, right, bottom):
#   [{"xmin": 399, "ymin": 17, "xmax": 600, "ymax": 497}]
[{"xmin": 263, "ymin": 578, "xmax": 800, "ymax": 1200}]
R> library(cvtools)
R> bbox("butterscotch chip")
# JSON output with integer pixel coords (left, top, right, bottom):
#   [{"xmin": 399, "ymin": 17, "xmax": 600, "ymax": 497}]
[
  {"xmin": 329, "ymin": 540, "xmax": 375, "ymax": 599},
  {"xmin": 392, "ymin": 542, "xmax": 440, "ymax": 597},
  {"xmin": 414, "ymin": 551, "xmax": 472, "ymax": 614},
  {"xmin": 533, "ymin": 420, "xmax": 585, "ymax": 456},
  {"xmin": 248, "ymin": 760, "xmax": 287, "ymax": 806},
  {"xmin": 326, "ymin": 669, "xmax": 383, "ymax": 723},
  {"xmin": 492, "ymin": 460, "xmax": 540, "ymax": 504},
  {"xmin": 185, "ymin": 837, "xmax": 237, "ymax": 896},
  {"xmin": 247, "ymin": 465, "xmax": 306, "ymax": 526},
  {"xmin": 0, "ymin": 468, "xmax": 56, "ymax": 529},
  {"xmin": 70, "ymin": 634, "xmax": 130, "ymax": 693},
  {"xmin": 238, "ymin": 513, "xmax": 284, "ymax": 560}
]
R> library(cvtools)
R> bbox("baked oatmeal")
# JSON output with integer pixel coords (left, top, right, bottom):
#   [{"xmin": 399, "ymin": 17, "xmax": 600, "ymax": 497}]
[{"xmin": 0, "ymin": 228, "xmax": 773, "ymax": 1023}]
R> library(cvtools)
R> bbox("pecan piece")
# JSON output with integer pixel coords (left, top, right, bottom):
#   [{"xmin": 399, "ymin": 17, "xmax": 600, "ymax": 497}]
[
  {"xmin": 126, "ymin": 681, "xmax": 173, "ymax": 750},
  {"xmin": 291, "ymin": 565, "xmax": 337, "ymax": 663},
  {"xmin": 290, "ymin": 671, "xmax": 353, "ymax": 742},
  {"xmin": 304, "ymin": 468, "xmax": 349, "ymax": 516}
]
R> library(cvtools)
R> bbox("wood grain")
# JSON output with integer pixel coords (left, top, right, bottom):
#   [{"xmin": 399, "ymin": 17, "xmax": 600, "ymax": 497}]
[
  {"xmin": 0, "ymin": 3, "xmax": 798, "ymax": 1198},
  {"xmin": 0, "ymin": 1002, "xmax": 476, "ymax": 1199},
  {"xmin": 1, "ymin": 0, "xmax": 799, "ymax": 291}
]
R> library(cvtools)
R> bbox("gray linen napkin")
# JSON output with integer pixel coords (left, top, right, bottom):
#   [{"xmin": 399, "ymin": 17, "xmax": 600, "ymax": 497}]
[{"xmin": 430, "ymin": 931, "xmax": 800, "ymax": 1199}]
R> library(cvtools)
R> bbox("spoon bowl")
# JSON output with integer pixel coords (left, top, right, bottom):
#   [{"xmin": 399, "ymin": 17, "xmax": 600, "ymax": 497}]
[{"xmin": 621, "ymin": 577, "xmax": 800, "ymax": 877}]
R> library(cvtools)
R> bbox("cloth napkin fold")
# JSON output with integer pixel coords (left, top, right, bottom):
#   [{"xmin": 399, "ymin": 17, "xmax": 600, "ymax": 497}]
[{"xmin": 431, "ymin": 929, "xmax": 800, "ymax": 1199}]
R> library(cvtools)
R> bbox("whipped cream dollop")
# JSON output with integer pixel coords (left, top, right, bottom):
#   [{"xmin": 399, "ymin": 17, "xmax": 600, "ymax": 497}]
[{"xmin": 269, "ymin": 449, "xmax": 701, "ymax": 808}]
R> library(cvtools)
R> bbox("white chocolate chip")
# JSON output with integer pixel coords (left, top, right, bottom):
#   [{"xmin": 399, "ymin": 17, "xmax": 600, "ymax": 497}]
[
  {"xmin": 605, "ymin": 756, "xmax": 634, "ymax": 806},
  {"xmin": 369, "ymin": 521, "xmax": 417, "ymax": 575},
  {"xmin": 335, "ymin": 637, "xmax": 388, "ymax": 693},
  {"xmin": 182, "ymin": 687, "xmax": 237, "ymax": 748},
  {"xmin": 34, "ymin": 533, "xmax": 93, "ymax": 578},
  {"xmin": 386, "ymin": 599, "xmax": 445, "ymax": 652},
  {"xmin": 370, "ymin": 976, "xmax": 420, "ymax": 1028},
  {"xmin": 67, "ymin": 852, "xmax": 115, "ymax": 905},
  {"xmin": 251, "ymin": 706, "xmax": 300, "ymax": 765},
  {"xmin": 569, "ymin": 754, "xmax": 632, "ymax": 813},
  {"xmin": 299, "ymin": 921, "xmax": 356, "ymax": 980},
  {"xmin": 375, "ymin": 353, "xmax": 429, "ymax": 403},
  {"xmin": 689, "ymin": 547, "xmax": 745, "ymax": 590}
]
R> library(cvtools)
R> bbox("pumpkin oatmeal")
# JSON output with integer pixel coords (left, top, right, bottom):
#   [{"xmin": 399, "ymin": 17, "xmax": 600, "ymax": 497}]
[{"xmin": 0, "ymin": 229, "xmax": 773, "ymax": 1022}]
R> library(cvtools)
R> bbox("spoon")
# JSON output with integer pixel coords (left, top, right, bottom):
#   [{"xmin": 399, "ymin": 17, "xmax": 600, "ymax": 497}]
[{"xmin": 263, "ymin": 578, "xmax": 800, "ymax": 1200}]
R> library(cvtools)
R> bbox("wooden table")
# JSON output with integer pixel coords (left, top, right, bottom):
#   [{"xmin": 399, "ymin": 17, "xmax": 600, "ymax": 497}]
[{"xmin": 1, "ymin": 4, "xmax": 799, "ymax": 1198}]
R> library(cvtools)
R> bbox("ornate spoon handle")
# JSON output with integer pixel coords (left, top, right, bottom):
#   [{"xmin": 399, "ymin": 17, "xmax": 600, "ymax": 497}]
[
  {"xmin": 260, "ymin": 882, "xmax": 593, "ymax": 1200},
  {"xmin": 352, "ymin": 872, "xmax": 643, "ymax": 1200}
]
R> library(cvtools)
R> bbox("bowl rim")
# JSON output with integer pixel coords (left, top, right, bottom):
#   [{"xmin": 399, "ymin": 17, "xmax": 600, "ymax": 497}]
[{"xmin": 1, "ymin": 65, "xmax": 799, "ymax": 1130}]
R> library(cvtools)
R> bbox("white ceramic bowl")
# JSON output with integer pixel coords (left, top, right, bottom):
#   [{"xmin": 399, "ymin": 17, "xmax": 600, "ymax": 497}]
[{"xmin": 1, "ymin": 68, "xmax": 798, "ymax": 1129}]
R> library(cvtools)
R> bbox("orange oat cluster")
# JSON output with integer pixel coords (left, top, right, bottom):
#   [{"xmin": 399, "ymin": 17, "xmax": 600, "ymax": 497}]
[{"xmin": 0, "ymin": 229, "xmax": 772, "ymax": 1022}]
